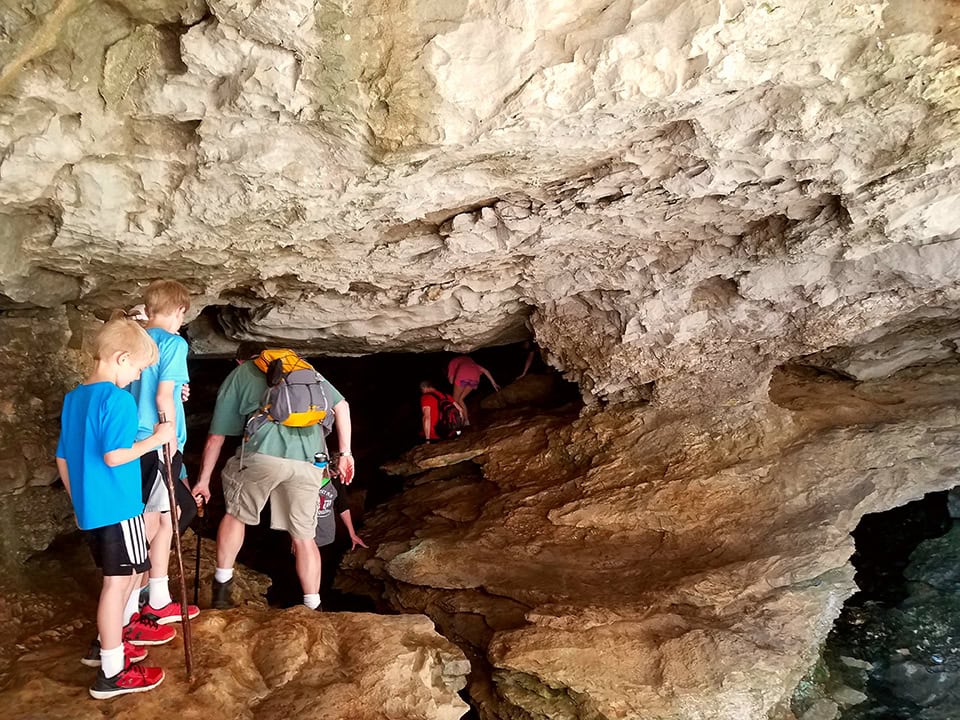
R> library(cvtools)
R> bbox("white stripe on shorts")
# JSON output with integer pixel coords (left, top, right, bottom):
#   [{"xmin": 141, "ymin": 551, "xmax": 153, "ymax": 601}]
[{"xmin": 119, "ymin": 515, "xmax": 148, "ymax": 566}]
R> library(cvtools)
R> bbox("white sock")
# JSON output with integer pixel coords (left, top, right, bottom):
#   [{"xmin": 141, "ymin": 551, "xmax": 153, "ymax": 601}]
[
  {"xmin": 303, "ymin": 593, "xmax": 321, "ymax": 610},
  {"xmin": 122, "ymin": 585, "xmax": 141, "ymax": 626},
  {"xmin": 214, "ymin": 567, "xmax": 234, "ymax": 583},
  {"xmin": 101, "ymin": 644, "xmax": 124, "ymax": 678},
  {"xmin": 148, "ymin": 576, "xmax": 172, "ymax": 609}
]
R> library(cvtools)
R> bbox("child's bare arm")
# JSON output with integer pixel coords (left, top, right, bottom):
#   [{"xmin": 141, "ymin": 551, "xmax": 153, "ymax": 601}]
[
  {"xmin": 156, "ymin": 380, "xmax": 177, "ymax": 454},
  {"xmin": 56, "ymin": 458, "xmax": 72, "ymax": 499},
  {"xmin": 480, "ymin": 365, "xmax": 500, "ymax": 391},
  {"xmin": 103, "ymin": 422, "xmax": 175, "ymax": 467},
  {"xmin": 422, "ymin": 405, "xmax": 432, "ymax": 441}
]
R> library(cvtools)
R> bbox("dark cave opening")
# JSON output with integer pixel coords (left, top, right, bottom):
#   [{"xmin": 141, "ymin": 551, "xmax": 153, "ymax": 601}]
[
  {"xmin": 181, "ymin": 341, "xmax": 581, "ymax": 609},
  {"xmin": 797, "ymin": 490, "xmax": 960, "ymax": 720},
  {"xmin": 847, "ymin": 491, "xmax": 952, "ymax": 607}
]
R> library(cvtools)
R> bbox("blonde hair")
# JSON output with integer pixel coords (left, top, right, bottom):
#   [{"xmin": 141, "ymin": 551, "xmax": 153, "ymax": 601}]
[
  {"xmin": 95, "ymin": 312, "xmax": 159, "ymax": 366},
  {"xmin": 143, "ymin": 279, "xmax": 191, "ymax": 316}
]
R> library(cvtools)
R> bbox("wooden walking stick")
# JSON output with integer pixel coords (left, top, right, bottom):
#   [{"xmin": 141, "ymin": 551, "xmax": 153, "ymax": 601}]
[
  {"xmin": 158, "ymin": 412, "xmax": 194, "ymax": 681},
  {"xmin": 193, "ymin": 498, "xmax": 204, "ymax": 606}
]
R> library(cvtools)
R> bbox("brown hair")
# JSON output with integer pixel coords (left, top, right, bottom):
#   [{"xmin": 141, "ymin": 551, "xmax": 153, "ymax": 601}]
[
  {"xmin": 143, "ymin": 279, "xmax": 191, "ymax": 316},
  {"xmin": 95, "ymin": 312, "xmax": 158, "ymax": 366},
  {"xmin": 235, "ymin": 341, "xmax": 266, "ymax": 361}
]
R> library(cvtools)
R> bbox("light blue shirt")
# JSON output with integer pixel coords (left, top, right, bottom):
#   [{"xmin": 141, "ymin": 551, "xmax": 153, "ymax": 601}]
[{"xmin": 128, "ymin": 327, "xmax": 189, "ymax": 450}]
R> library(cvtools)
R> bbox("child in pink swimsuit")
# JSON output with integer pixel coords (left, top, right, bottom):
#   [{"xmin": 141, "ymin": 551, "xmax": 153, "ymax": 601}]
[{"xmin": 446, "ymin": 355, "xmax": 499, "ymax": 426}]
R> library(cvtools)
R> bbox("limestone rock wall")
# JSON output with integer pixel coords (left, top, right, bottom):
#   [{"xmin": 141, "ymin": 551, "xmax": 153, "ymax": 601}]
[
  {"xmin": 1, "ymin": 0, "xmax": 959, "ymax": 405},
  {"xmin": 0, "ymin": 308, "xmax": 86, "ymax": 494}
]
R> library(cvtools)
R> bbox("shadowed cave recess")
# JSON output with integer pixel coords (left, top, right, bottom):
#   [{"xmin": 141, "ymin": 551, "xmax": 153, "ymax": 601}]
[{"xmin": 181, "ymin": 331, "xmax": 583, "ymax": 610}]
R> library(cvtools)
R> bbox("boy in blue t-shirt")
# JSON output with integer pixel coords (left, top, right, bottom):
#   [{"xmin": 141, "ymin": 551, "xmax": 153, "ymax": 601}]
[
  {"xmin": 56, "ymin": 315, "xmax": 175, "ymax": 699},
  {"xmin": 127, "ymin": 279, "xmax": 200, "ymax": 625}
]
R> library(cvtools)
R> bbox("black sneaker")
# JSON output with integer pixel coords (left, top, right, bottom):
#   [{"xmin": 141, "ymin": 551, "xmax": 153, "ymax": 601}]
[
  {"xmin": 89, "ymin": 662, "xmax": 164, "ymax": 699},
  {"xmin": 212, "ymin": 578, "xmax": 234, "ymax": 609},
  {"xmin": 80, "ymin": 639, "xmax": 148, "ymax": 667}
]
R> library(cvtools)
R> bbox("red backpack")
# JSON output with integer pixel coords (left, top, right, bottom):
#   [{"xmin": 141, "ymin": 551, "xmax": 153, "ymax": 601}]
[{"xmin": 428, "ymin": 391, "xmax": 464, "ymax": 439}]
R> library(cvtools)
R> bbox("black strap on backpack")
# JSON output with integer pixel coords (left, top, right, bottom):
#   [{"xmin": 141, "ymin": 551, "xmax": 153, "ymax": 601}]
[{"xmin": 426, "ymin": 391, "xmax": 463, "ymax": 438}]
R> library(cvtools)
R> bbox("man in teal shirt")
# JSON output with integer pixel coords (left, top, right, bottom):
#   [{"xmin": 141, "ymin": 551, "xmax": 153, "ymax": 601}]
[{"xmin": 192, "ymin": 343, "xmax": 355, "ymax": 610}]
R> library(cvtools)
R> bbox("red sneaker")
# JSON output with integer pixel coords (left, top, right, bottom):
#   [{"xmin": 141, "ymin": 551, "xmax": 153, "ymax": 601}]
[
  {"xmin": 89, "ymin": 662, "xmax": 164, "ymax": 699},
  {"xmin": 142, "ymin": 601, "xmax": 200, "ymax": 625},
  {"xmin": 80, "ymin": 639, "xmax": 148, "ymax": 667},
  {"xmin": 123, "ymin": 612, "xmax": 176, "ymax": 646}
]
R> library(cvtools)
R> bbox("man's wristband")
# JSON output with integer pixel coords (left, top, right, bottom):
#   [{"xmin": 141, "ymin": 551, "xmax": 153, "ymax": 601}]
[{"xmin": 339, "ymin": 450, "xmax": 353, "ymax": 457}]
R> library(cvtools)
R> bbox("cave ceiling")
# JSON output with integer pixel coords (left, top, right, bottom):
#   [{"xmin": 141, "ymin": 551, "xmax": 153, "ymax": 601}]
[{"xmin": 1, "ymin": 0, "xmax": 959, "ymax": 403}]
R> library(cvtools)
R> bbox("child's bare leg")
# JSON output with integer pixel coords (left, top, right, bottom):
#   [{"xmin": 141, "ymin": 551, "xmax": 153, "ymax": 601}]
[
  {"xmin": 452, "ymin": 384, "xmax": 471, "ymax": 425},
  {"xmin": 98, "ymin": 574, "xmax": 137, "ymax": 675},
  {"xmin": 122, "ymin": 575, "xmax": 142, "ymax": 624},
  {"xmin": 146, "ymin": 511, "xmax": 173, "ymax": 609}
]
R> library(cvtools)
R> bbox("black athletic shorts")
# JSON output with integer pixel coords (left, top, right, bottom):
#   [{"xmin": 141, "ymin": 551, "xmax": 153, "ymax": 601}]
[
  {"xmin": 140, "ymin": 449, "xmax": 183, "ymax": 503},
  {"xmin": 85, "ymin": 515, "xmax": 151, "ymax": 576},
  {"xmin": 139, "ymin": 450, "xmax": 197, "ymax": 534}
]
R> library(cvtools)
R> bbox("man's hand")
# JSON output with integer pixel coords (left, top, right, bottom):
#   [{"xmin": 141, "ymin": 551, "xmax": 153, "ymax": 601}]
[
  {"xmin": 192, "ymin": 479, "xmax": 211, "ymax": 503},
  {"xmin": 350, "ymin": 532, "xmax": 368, "ymax": 550},
  {"xmin": 337, "ymin": 453, "xmax": 355, "ymax": 484},
  {"xmin": 196, "ymin": 434, "xmax": 226, "ymax": 505}
]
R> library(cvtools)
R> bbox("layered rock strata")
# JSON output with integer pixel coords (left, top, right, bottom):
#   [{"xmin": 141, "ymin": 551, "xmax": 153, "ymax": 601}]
[{"xmin": 341, "ymin": 365, "xmax": 960, "ymax": 720}]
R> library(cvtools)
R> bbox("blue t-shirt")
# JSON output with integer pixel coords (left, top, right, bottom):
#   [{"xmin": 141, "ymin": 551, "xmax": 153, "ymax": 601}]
[
  {"xmin": 128, "ymin": 327, "xmax": 189, "ymax": 450},
  {"xmin": 56, "ymin": 383, "xmax": 144, "ymax": 530}
]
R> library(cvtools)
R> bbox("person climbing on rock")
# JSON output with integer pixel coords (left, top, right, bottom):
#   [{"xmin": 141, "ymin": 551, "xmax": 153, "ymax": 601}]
[
  {"xmin": 290, "ymin": 468, "xmax": 367, "ymax": 610},
  {"xmin": 56, "ymin": 315, "xmax": 174, "ymax": 699},
  {"xmin": 291, "ymin": 468, "xmax": 367, "ymax": 610},
  {"xmin": 192, "ymin": 343, "xmax": 355, "ymax": 611},
  {"xmin": 447, "ymin": 354, "xmax": 499, "ymax": 427},
  {"xmin": 517, "ymin": 339, "xmax": 546, "ymax": 380},
  {"xmin": 314, "ymin": 473, "xmax": 366, "ymax": 554},
  {"xmin": 419, "ymin": 380, "xmax": 465, "ymax": 441}
]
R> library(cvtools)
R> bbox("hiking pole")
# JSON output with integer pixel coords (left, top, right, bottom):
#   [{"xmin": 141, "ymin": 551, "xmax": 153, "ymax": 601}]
[
  {"xmin": 193, "ymin": 497, "xmax": 204, "ymax": 606},
  {"xmin": 158, "ymin": 412, "xmax": 194, "ymax": 681}
]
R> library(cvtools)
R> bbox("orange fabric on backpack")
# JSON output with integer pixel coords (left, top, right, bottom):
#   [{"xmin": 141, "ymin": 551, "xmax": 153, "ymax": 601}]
[{"xmin": 253, "ymin": 349, "xmax": 312, "ymax": 376}]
